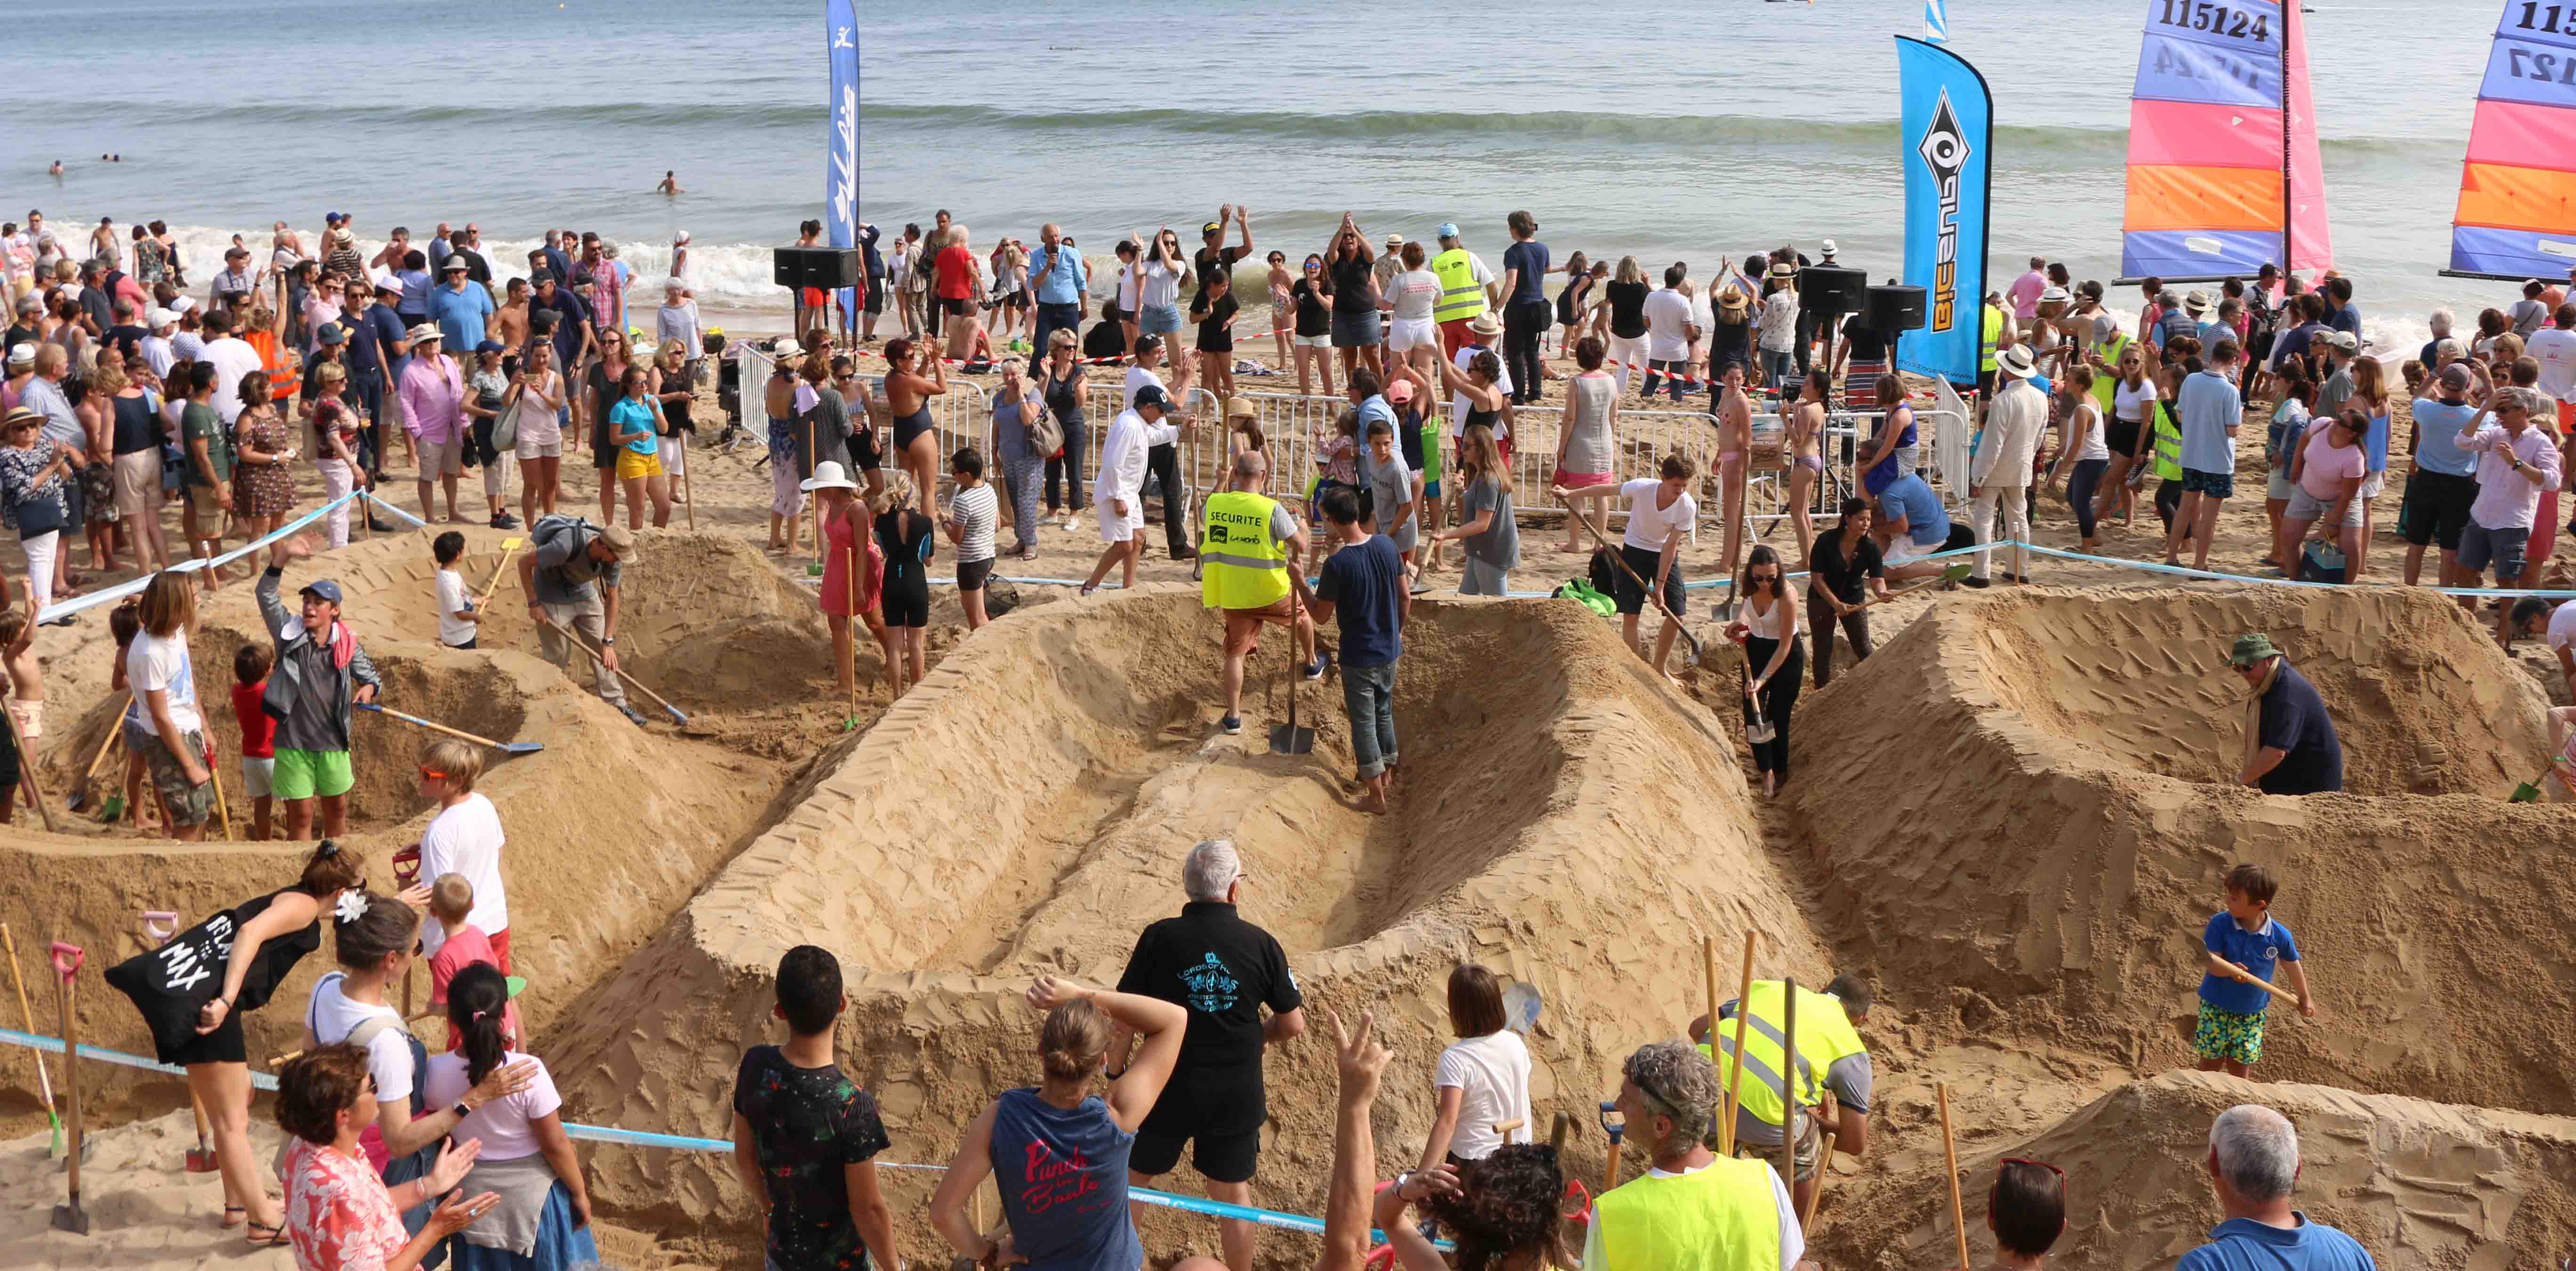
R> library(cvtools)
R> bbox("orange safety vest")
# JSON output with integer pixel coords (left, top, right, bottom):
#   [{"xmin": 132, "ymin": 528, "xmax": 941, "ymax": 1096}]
[{"xmin": 246, "ymin": 330, "xmax": 300, "ymax": 400}]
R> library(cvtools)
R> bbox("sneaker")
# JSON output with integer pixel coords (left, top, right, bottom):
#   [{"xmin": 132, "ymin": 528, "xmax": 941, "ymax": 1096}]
[
  {"xmin": 616, "ymin": 702, "xmax": 652, "ymax": 727},
  {"xmin": 1221, "ymin": 715, "xmax": 1242, "ymax": 735},
  {"xmin": 366, "ymin": 515, "xmax": 400, "ymax": 533},
  {"xmin": 1303, "ymin": 651, "xmax": 1332, "ymax": 681},
  {"xmin": 1963, "ymin": 577, "xmax": 1993, "ymax": 589},
  {"xmin": 490, "ymin": 512, "xmax": 520, "ymax": 530}
]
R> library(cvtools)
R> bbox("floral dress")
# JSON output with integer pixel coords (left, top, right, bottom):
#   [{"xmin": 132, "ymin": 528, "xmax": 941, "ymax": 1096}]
[
  {"xmin": 284, "ymin": 1138, "xmax": 409, "ymax": 1271},
  {"xmin": 235, "ymin": 408, "xmax": 297, "ymax": 518},
  {"xmin": 0, "ymin": 439, "xmax": 68, "ymax": 533}
]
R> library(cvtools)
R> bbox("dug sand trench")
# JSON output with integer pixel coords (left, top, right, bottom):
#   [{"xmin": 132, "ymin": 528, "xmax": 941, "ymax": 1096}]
[
  {"xmin": 1787, "ymin": 586, "xmax": 2576, "ymax": 1115},
  {"xmin": 1816, "ymin": 1069, "xmax": 2576, "ymax": 1271},
  {"xmin": 0, "ymin": 530, "xmax": 843, "ymax": 1112},
  {"xmin": 546, "ymin": 586, "xmax": 1840, "ymax": 1250}
]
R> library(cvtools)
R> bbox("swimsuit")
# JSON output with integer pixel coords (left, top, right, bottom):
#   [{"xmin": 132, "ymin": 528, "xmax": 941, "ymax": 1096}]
[{"xmin": 893, "ymin": 402, "xmax": 934, "ymax": 452}]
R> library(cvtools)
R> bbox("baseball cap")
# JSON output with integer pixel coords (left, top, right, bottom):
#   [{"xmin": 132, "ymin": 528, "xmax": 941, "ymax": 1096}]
[
  {"xmin": 2326, "ymin": 330, "xmax": 2358, "ymax": 351},
  {"xmin": 475, "ymin": 339, "xmax": 503, "ymax": 354},
  {"xmin": 528, "ymin": 269, "xmax": 555, "ymax": 286},
  {"xmin": 170, "ymin": 297, "xmax": 195, "ymax": 314},
  {"xmin": 1133, "ymin": 385, "xmax": 1175, "ymax": 413},
  {"xmin": 147, "ymin": 307, "xmax": 177, "ymax": 326},
  {"xmin": 1437, "ymin": 223, "xmax": 1461, "ymax": 240},
  {"xmin": 325, "ymin": 211, "xmax": 347, "ymax": 224},
  {"xmin": 1385, "ymin": 380, "xmax": 1415, "ymax": 404},
  {"xmin": 317, "ymin": 323, "xmax": 348, "ymax": 346},
  {"xmin": 1202, "ymin": 221, "xmax": 1223, "ymax": 236},
  {"xmin": 299, "ymin": 579, "xmax": 346, "ymax": 605},
  {"xmin": 596, "ymin": 523, "xmax": 637, "ymax": 555}
]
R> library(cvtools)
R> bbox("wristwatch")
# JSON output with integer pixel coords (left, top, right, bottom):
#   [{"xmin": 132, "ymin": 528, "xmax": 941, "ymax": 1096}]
[
  {"xmin": 600, "ymin": 636, "xmax": 615, "ymax": 645},
  {"xmin": 452, "ymin": 1100, "xmax": 474, "ymax": 1120}
]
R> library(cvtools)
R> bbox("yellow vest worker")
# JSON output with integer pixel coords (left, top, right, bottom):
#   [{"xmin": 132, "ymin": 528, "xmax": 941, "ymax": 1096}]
[
  {"xmin": 1980, "ymin": 303, "xmax": 2005, "ymax": 373},
  {"xmin": 1591, "ymin": 1158, "xmax": 1786, "ymax": 1271},
  {"xmin": 1431, "ymin": 247, "xmax": 1489, "ymax": 324},
  {"xmin": 1200, "ymin": 490, "xmax": 1292, "ymax": 610},
  {"xmin": 1699, "ymin": 979, "xmax": 1871, "ymax": 1187}
]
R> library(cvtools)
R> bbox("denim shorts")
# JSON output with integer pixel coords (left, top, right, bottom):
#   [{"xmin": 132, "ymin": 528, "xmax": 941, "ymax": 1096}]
[
  {"xmin": 2459, "ymin": 522, "xmax": 2530, "ymax": 579},
  {"xmin": 1137, "ymin": 303, "xmax": 1182, "ymax": 336},
  {"xmin": 2182, "ymin": 466, "xmax": 2235, "ymax": 499},
  {"xmin": 1330, "ymin": 309, "xmax": 1382, "ymax": 347}
]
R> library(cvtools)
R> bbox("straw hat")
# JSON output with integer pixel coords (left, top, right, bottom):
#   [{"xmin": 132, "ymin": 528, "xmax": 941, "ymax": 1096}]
[
  {"xmin": 1467, "ymin": 311, "xmax": 1502, "ymax": 337},
  {"xmin": 1996, "ymin": 346, "xmax": 2039, "ymax": 379}
]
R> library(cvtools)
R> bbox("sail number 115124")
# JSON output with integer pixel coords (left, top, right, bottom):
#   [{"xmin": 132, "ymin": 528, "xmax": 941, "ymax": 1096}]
[{"xmin": 2156, "ymin": 0, "xmax": 2272, "ymax": 42}]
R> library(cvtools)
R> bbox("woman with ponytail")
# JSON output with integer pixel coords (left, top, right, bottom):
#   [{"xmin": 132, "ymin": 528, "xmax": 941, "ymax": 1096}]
[
  {"xmin": 421, "ymin": 963, "xmax": 596, "ymax": 1270},
  {"xmin": 298, "ymin": 888, "xmax": 537, "ymax": 1240},
  {"xmin": 928, "ymin": 975, "xmax": 1188, "ymax": 1271},
  {"xmin": 106, "ymin": 839, "xmax": 367, "ymax": 1246}
]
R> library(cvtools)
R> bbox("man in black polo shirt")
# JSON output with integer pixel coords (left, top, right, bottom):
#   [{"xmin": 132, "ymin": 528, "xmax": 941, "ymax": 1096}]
[
  {"xmin": 1113, "ymin": 837, "xmax": 1305, "ymax": 1271},
  {"xmin": 2231, "ymin": 634, "xmax": 2343, "ymax": 795}
]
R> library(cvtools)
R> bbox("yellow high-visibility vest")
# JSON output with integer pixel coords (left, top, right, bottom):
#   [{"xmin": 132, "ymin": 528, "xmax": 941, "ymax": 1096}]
[
  {"xmin": 1593, "ymin": 1157, "xmax": 1783, "ymax": 1271},
  {"xmin": 1980, "ymin": 305, "xmax": 2004, "ymax": 372},
  {"xmin": 1431, "ymin": 248, "xmax": 1488, "ymax": 323},
  {"xmin": 1200, "ymin": 491, "xmax": 1290, "ymax": 610},
  {"xmin": 2150, "ymin": 400, "xmax": 2185, "ymax": 481},
  {"xmin": 1700, "ymin": 981, "xmax": 1867, "ymax": 1132}
]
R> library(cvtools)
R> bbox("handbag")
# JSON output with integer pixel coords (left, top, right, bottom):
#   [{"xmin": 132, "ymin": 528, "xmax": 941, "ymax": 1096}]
[
  {"xmin": 1027, "ymin": 402, "xmax": 1064, "ymax": 461},
  {"xmin": 10, "ymin": 486, "xmax": 67, "ymax": 537},
  {"xmin": 492, "ymin": 394, "xmax": 522, "ymax": 451}
]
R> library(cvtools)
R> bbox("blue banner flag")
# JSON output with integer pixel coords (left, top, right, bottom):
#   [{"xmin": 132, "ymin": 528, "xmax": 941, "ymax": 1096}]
[
  {"xmin": 825, "ymin": 0, "xmax": 860, "ymax": 319},
  {"xmin": 1924, "ymin": 0, "xmax": 1949, "ymax": 43},
  {"xmin": 1895, "ymin": 35, "xmax": 1993, "ymax": 389}
]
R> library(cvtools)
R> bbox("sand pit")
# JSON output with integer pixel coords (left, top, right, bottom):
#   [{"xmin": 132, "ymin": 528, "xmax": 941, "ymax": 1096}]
[
  {"xmin": 1787, "ymin": 586, "xmax": 2576, "ymax": 1115},
  {"xmin": 542, "ymin": 586, "xmax": 1835, "ymax": 1255},
  {"xmin": 1818, "ymin": 1070, "xmax": 2576, "ymax": 1271},
  {"xmin": 0, "ymin": 530, "xmax": 861, "ymax": 1117}
]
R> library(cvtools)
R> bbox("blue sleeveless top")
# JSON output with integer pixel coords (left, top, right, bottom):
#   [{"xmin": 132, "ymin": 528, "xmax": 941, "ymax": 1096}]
[{"xmin": 991, "ymin": 1087, "xmax": 1141, "ymax": 1271}]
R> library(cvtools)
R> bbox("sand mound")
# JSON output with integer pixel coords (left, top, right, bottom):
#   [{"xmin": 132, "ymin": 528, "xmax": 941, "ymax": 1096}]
[
  {"xmin": 1788, "ymin": 586, "xmax": 2576, "ymax": 1115},
  {"xmin": 544, "ymin": 587, "xmax": 1835, "ymax": 1249},
  {"xmin": 0, "ymin": 530, "xmax": 850, "ymax": 1112},
  {"xmin": 1816, "ymin": 1070, "xmax": 2576, "ymax": 1270}
]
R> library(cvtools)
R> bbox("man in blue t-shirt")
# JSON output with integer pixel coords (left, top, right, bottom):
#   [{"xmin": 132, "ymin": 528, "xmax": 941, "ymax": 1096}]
[
  {"xmin": 1304, "ymin": 485, "xmax": 1407, "ymax": 814},
  {"xmin": 2193, "ymin": 861, "xmax": 2318, "ymax": 1078},
  {"xmin": 428, "ymin": 257, "xmax": 495, "ymax": 352},
  {"xmin": 2177, "ymin": 1105, "xmax": 2374, "ymax": 1271},
  {"xmin": 2230, "ymin": 634, "xmax": 2342, "ymax": 796},
  {"xmin": 1872, "ymin": 471, "xmax": 1965, "ymax": 583}
]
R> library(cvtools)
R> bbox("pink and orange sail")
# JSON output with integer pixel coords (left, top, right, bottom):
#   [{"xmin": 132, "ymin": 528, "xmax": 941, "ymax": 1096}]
[
  {"xmin": 2119, "ymin": 0, "xmax": 2333, "ymax": 282},
  {"xmin": 2445, "ymin": 0, "xmax": 2576, "ymax": 279}
]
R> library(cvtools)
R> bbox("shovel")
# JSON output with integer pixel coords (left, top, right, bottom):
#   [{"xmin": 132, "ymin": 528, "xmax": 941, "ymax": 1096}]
[
  {"xmin": 473, "ymin": 536, "xmax": 529, "ymax": 610},
  {"xmin": 2510, "ymin": 756, "xmax": 2555, "ymax": 803},
  {"xmin": 547, "ymin": 618, "xmax": 691, "ymax": 725},
  {"xmin": 356, "ymin": 701, "xmax": 544, "ymax": 755},
  {"xmin": 1269, "ymin": 584, "xmax": 1314, "ymax": 755},
  {"xmin": 1745, "ymin": 667, "xmax": 1777, "ymax": 747},
  {"xmin": 1563, "ymin": 494, "xmax": 1706, "ymax": 665},
  {"xmin": 1853, "ymin": 561, "xmax": 1973, "ymax": 610},
  {"xmin": 1, "ymin": 923, "xmax": 62, "ymax": 1158}
]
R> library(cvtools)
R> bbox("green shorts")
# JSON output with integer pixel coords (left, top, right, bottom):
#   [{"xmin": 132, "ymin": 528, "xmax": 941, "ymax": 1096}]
[
  {"xmin": 271, "ymin": 747, "xmax": 354, "ymax": 802},
  {"xmin": 2194, "ymin": 1001, "xmax": 2267, "ymax": 1065}
]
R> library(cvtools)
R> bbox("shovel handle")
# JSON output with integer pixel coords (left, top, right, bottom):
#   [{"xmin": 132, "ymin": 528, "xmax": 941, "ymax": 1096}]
[
  {"xmin": 2216, "ymin": 958, "xmax": 2306, "ymax": 1010},
  {"xmin": 142, "ymin": 912, "xmax": 178, "ymax": 945},
  {"xmin": 50, "ymin": 943, "xmax": 83, "ymax": 981},
  {"xmin": 393, "ymin": 845, "xmax": 422, "ymax": 887}
]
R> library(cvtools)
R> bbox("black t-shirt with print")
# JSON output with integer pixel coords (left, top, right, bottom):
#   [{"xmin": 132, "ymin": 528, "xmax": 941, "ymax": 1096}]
[
  {"xmin": 1116, "ymin": 900, "xmax": 1302, "ymax": 1135},
  {"xmin": 1194, "ymin": 244, "xmax": 1247, "ymax": 296},
  {"xmin": 732, "ymin": 1046, "xmax": 892, "ymax": 1271}
]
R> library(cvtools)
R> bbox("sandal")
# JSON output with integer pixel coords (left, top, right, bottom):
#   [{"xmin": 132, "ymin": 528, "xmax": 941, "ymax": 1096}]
[
  {"xmin": 245, "ymin": 1218, "xmax": 290, "ymax": 1247},
  {"xmin": 221, "ymin": 1205, "xmax": 247, "ymax": 1229}
]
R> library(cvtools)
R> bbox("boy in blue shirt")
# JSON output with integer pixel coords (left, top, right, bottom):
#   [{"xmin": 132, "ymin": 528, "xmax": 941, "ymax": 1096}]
[{"xmin": 2195, "ymin": 863, "xmax": 2320, "ymax": 1078}]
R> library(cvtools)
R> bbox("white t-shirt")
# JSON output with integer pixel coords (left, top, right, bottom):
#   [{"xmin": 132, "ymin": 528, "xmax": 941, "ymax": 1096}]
[
  {"xmin": 1759, "ymin": 291, "xmax": 1801, "ymax": 353},
  {"xmin": 1388, "ymin": 270, "xmax": 1442, "ymax": 322},
  {"xmin": 418, "ymin": 793, "xmax": 508, "ymax": 961},
  {"xmin": 950, "ymin": 482, "xmax": 998, "ymax": 563},
  {"xmin": 198, "ymin": 337, "xmax": 266, "ymax": 425},
  {"xmin": 422, "ymin": 1050, "xmax": 561, "ymax": 1162},
  {"xmin": 1621, "ymin": 477, "xmax": 1698, "ymax": 551},
  {"xmin": 123, "ymin": 628, "xmax": 202, "ymax": 735},
  {"xmin": 2528, "ymin": 327, "xmax": 2576, "ymax": 402},
  {"xmin": 2548, "ymin": 599, "xmax": 2576, "ymax": 657},
  {"xmin": 2113, "ymin": 378, "xmax": 2157, "ymax": 423},
  {"xmin": 1115, "ymin": 259, "xmax": 1142, "ymax": 309},
  {"xmin": 305, "ymin": 973, "xmax": 415, "ymax": 1104},
  {"xmin": 434, "ymin": 568, "xmax": 476, "ymax": 648},
  {"xmin": 1643, "ymin": 289, "xmax": 1696, "ymax": 362},
  {"xmin": 1138, "ymin": 260, "xmax": 1182, "ymax": 310},
  {"xmin": 1434, "ymin": 1030, "xmax": 1533, "ymax": 1161}
]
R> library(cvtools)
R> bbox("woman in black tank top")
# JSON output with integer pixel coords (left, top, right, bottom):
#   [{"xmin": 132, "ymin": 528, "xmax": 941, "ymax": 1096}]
[{"xmin": 1039, "ymin": 338, "xmax": 1089, "ymax": 517}]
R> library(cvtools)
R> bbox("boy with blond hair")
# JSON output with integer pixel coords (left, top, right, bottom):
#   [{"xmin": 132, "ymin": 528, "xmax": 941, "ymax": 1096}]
[
  {"xmin": 413, "ymin": 738, "xmax": 511, "ymax": 972},
  {"xmin": 2195, "ymin": 862, "xmax": 2320, "ymax": 1078},
  {"xmin": 426, "ymin": 870, "xmax": 520, "ymax": 1052}
]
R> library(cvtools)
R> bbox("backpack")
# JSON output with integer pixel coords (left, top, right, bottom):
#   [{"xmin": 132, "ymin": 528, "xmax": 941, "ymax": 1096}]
[{"xmin": 1554, "ymin": 578, "xmax": 1616, "ymax": 618}]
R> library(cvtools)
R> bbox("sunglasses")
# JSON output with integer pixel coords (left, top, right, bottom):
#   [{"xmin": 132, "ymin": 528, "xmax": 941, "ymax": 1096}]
[
  {"xmin": 365, "ymin": 1075, "xmax": 380, "ymax": 1095},
  {"xmin": 418, "ymin": 766, "xmax": 451, "ymax": 780},
  {"xmin": 1750, "ymin": 572, "xmax": 1779, "ymax": 583}
]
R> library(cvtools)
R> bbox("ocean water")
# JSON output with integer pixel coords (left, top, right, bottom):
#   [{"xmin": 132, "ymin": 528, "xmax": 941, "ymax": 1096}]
[{"xmin": 3, "ymin": 0, "xmax": 2512, "ymax": 346}]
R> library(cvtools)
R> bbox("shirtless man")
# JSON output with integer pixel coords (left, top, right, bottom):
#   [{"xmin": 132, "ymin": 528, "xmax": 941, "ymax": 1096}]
[
  {"xmin": 656, "ymin": 171, "xmax": 684, "ymax": 195},
  {"xmin": 491, "ymin": 278, "xmax": 531, "ymax": 355}
]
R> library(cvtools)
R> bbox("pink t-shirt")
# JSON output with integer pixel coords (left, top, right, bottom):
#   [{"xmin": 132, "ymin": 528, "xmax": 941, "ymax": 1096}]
[
  {"xmin": 427, "ymin": 922, "xmax": 522, "ymax": 1053},
  {"xmin": 421, "ymin": 1050, "xmax": 562, "ymax": 1162},
  {"xmin": 2296, "ymin": 419, "xmax": 2363, "ymax": 500},
  {"xmin": 2009, "ymin": 270, "xmax": 2047, "ymax": 320}
]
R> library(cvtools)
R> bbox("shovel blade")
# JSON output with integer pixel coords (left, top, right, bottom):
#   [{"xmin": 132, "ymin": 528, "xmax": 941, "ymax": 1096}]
[
  {"xmin": 185, "ymin": 1146, "xmax": 219, "ymax": 1174},
  {"xmin": 2511, "ymin": 781, "xmax": 2543, "ymax": 803},
  {"xmin": 499, "ymin": 741, "xmax": 546, "ymax": 756},
  {"xmin": 50, "ymin": 1202, "xmax": 87, "ymax": 1236},
  {"xmin": 1269, "ymin": 723, "xmax": 1314, "ymax": 755}
]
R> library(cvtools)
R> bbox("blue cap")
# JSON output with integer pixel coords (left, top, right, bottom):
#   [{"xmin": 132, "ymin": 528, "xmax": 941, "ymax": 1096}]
[
  {"xmin": 475, "ymin": 339, "xmax": 503, "ymax": 354},
  {"xmin": 1133, "ymin": 385, "xmax": 1174, "ymax": 413},
  {"xmin": 299, "ymin": 579, "xmax": 345, "ymax": 605},
  {"xmin": 1437, "ymin": 222, "xmax": 1460, "ymax": 240}
]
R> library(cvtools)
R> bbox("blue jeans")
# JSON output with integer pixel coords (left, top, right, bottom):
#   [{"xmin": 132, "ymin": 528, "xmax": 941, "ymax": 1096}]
[
  {"xmin": 1340, "ymin": 660, "xmax": 1399, "ymax": 780},
  {"xmin": 1642, "ymin": 358, "xmax": 1690, "ymax": 401},
  {"xmin": 1030, "ymin": 301, "xmax": 1083, "ymax": 373},
  {"xmin": 1763, "ymin": 349, "xmax": 1795, "ymax": 390}
]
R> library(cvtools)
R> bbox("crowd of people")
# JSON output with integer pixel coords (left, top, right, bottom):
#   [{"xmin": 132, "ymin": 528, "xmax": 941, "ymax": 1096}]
[{"xmin": 85, "ymin": 826, "xmax": 2375, "ymax": 1271}]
